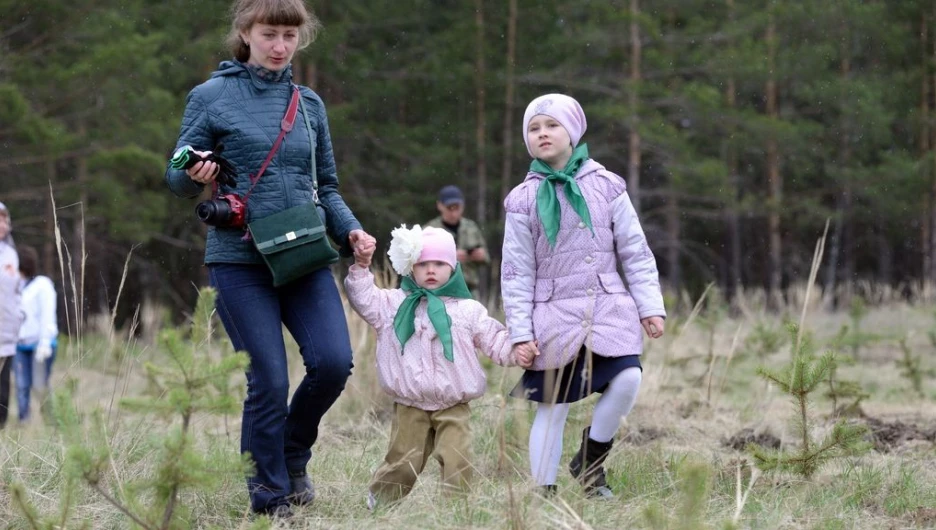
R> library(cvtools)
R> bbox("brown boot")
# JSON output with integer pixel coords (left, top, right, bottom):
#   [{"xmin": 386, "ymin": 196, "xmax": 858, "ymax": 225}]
[{"xmin": 568, "ymin": 427, "xmax": 614, "ymax": 499}]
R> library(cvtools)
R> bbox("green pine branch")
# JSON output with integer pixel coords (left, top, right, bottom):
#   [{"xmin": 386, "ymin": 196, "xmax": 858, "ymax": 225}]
[
  {"xmin": 748, "ymin": 327, "xmax": 870, "ymax": 479},
  {"xmin": 10, "ymin": 287, "xmax": 252, "ymax": 529}
]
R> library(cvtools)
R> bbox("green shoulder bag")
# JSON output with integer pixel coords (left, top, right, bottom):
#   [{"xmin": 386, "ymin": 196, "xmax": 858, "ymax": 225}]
[{"xmin": 247, "ymin": 87, "xmax": 339, "ymax": 287}]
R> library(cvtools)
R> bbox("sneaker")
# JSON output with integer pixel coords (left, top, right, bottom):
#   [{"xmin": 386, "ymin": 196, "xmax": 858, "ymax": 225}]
[{"xmin": 287, "ymin": 471, "xmax": 316, "ymax": 506}]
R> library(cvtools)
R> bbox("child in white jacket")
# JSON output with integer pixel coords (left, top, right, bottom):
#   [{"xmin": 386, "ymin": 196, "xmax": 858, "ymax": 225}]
[
  {"xmin": 344, "ymin": 225, "xmax": 533, "ymax": 509},
  {"xmin": 0, "ymin": 202, "xmax": 23, "ymax": 429},
  {"xmin": 15, "ymin": 246, "xmax": 58, "ymax": 422}
]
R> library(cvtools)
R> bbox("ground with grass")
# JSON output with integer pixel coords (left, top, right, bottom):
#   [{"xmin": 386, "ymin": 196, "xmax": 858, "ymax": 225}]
[{"xmin": 1, "ymin": 287, "xmax": 935, "ymax": 529}]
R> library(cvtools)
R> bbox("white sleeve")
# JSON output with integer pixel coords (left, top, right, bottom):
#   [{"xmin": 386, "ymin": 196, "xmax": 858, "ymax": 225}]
[
  {"xmin": 612, "ymin": 192, "xmax": 666, "ymax": 319},
  {"xmin": 37, "ymin": 277, "xmax": 58, "ymax": 348},
  {"xmin": 501, "ymin": 211, "xmax": 536, "ymax": 343}
]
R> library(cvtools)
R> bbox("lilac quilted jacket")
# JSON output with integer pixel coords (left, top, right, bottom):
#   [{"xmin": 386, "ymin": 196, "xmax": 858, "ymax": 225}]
[{"xmin": 501, "ymin": 159, "xmax": 665, "ymax": 370}]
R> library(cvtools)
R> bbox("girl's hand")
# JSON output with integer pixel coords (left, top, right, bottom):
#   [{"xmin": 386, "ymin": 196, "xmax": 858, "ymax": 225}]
[
  {"xmin": 349, "ymin": 230, "xmax": 377, "ymax": 267},
  {"xmin": 513, "ymin": 340, "xmax": 540, "ymax": 368},
  {"xmin": 354, "ymin": 243, "xmax": 375, "ymax": 268},
  {"xmin": 185, "ymin": 150, "xmax": 220, "ymax": 184},
  {"xmin": 641, "ymin": 316, "xmax": 665, "ymax": 339}
]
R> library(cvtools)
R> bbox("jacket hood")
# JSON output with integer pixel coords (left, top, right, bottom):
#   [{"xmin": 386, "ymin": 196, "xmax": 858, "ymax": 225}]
[
  {"xmin": 210, "ymin": 60, "xmax": 294, "ymax": 90},
  {"xmin": 523, "ymin": 158, "xmax": 605, "ymax": 183}
]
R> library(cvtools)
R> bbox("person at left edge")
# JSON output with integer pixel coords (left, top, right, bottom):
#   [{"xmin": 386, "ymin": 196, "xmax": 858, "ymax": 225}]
[
  {"xmin": 163, "ymin": 0, "xmax": 376, "ymax": 518},
  {"xmin": 0, "ymin": 202, "xmax": 23, "ymax": 430}
]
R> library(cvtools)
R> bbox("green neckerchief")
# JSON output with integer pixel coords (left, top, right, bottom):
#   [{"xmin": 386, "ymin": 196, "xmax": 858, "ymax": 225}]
[
  {"xmin": 393, "ymin": 264, "xmax": 473, "ymax": 362},
  {"xmin": 530, "ymin": 143, "xmax": 594, "ymax": 246}
]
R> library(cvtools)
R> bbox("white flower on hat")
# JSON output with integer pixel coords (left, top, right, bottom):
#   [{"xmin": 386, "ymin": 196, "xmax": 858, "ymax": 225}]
[{"xmin": 388, "ymin": 224, "xmax": 423, "ymax": 276}]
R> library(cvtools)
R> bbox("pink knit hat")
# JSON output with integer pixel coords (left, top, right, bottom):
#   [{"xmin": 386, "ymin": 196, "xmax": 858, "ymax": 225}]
[
  {"xmin": 417, "ymin": 227, "xmax": 457, "ymax": 270},
  {"xmin": 522, "ymin": 94, "xmax": 588, "ymax": 157}
]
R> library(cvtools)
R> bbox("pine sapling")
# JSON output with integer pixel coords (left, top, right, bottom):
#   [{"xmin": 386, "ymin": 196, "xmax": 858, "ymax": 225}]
[
  {"xmin": 831, "ymin": 297, "xmax": 881, "ymax": 360},
  {"xmin": 895, "ymin": 338, "xmax": 927, "ymax": 397},
  {"xmin": 825, "ymin": 353, "xmax": 869, "ymax": 417},
  {"xmin": 743, "ymin": 321, "xmax": 786, "ymax": 361},
  {"xmin": 747, "ymin": 324, "xmax": 870, "ymax": 479},
  {"xmin": 10, "ymin": 287, "xmax": 254, "ymax": 530},
  {"xmin": 117, "ymin": 287, "xmax": 252, "ymax": 529}
]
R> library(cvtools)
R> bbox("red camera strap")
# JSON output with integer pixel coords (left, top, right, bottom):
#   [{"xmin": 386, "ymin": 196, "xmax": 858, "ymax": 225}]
[{"xmin": 242, "ymin": 86, "xmax": 301, "ymax": 205}]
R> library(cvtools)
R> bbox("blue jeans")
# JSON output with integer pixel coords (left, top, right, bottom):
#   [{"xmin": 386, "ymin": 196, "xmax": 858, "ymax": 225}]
[
  {"xmin": 209, "ymin": 263, "xmax": 353, "ymax": 513},
  {"xmin": 14, "ymin": 344, "xmax": 56, "ymax": 421}
]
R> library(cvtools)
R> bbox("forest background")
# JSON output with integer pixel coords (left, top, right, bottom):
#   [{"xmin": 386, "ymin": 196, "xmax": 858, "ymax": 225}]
[{"xmin": 2, "ymin": 0, "xmax": 936, "ymax": 323}]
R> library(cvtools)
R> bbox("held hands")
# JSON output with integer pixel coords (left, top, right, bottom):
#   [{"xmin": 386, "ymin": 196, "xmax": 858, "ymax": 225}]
[
  {"xmin": 512, "ymin": 340, "xmax": 540, "ymax": 368},
  {"xmin": 350, "ymin": 230, "xmax": 377, "ymax": 268},
  {"xmin": 641, "ymin": 316, "xmax": 665, "ymax": 339},
  {"xmin": 456, "ymin": 249, "xmax": 469, "ymax": 263}
]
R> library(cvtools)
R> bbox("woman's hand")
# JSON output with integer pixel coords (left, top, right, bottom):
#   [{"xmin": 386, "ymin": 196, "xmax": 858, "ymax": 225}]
[
  {"xmin": 349, "ymin": 230, "xmax": 377, "ymax": 263},
  {"xmin": 641, "ymin": 316, "xmax": 665, "ymax": 339},
  {"xmin": 186, "ymin": 150, "xmax": 220, "ymax": 185}
]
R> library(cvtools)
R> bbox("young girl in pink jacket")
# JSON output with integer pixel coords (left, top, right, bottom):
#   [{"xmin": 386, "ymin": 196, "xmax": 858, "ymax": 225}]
[
  {"xmin": 345, "ymin": 225, "xmax": 530, "ymax": 509},
  {"xmin": 501, "ymin": 94, "xmax": 666, "ymax": 498}
]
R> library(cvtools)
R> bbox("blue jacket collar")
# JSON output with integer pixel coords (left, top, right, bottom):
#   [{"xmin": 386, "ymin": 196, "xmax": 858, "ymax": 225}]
[{"xmin": 211, "ymin": 60, "xmax": 294, "ymax": 90}]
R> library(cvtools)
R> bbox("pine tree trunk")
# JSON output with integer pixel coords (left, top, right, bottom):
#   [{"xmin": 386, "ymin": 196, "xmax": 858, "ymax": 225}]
[
  {"xmin": 474, "ymin": 0, "xmax": 487, "ymax": 226},
  {"xmin": 498, "ymin": 0, "xmax": 517, "ymax": 227},
  {"xmin": 920, "ymin": 12, "xmax": 932, "ymax": 298},
  {"xmin": 725, "ymin": 0, "xmax": 741, "ymax": 300},
  {"xmin": 930, "ymin": 6, "xmax": 936, "ymax": 293},
  {"xmin": 627, "ymin": 0, "xmax": 642, "ymax": 215},
  {"xmin": 665, "ymin": 193, "xmax": 680, "ymax": 292},
  {"xmin": 664, "ymin": 8, "xmax": 680, "ymax": 293},
  {"xmin": 766, "ymin": 12, "xmax": 782, "ymax": 307},
  {"xmin": 825, "ymin": 35, "xmax": 853, "ymax": 308}
]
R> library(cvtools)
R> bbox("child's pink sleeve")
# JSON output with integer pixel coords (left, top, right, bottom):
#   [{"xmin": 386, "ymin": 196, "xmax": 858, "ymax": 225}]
[
  {"xmin": 471, "ymin": 304, "xmax": 515, "ymax": 366},
  {"xmin": 343, "ymin": 264, "xmax": 393, "ymax": 328}
]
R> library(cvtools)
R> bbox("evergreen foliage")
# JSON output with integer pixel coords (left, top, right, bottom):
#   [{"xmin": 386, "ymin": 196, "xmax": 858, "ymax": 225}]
[
  {"xmin": 9, "ymin": 288, "xmax": 256, "ymax": 529},
  {"xmin": 895, "ymin": 337, "xmax": 930, "ymax": 398},
  {"xmin": 747, "ymin": 324, "xmax": 870, "ymax": 479},
  {"xmin": 2, "ymin": 0, "xmax": 935, "ymax": 316}
]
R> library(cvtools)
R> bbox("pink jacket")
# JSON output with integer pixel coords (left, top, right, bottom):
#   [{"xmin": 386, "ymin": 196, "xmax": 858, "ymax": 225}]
[
  {"xmin": 344, "ymin": 265, "xmax": 516, "ymax": 411},
  {"xmin": 501, "ymin": 159, "xmax": 665, "ymax": 370}
]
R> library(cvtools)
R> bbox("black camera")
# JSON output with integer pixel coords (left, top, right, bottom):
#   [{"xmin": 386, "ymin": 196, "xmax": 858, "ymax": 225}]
[
  {"xmin": 196, "ymin": 194, "xmax": 247, "ymax": 228},
  {"xmin": 170, "ymin": 144, "xmax": 246, "ymax": 227}
]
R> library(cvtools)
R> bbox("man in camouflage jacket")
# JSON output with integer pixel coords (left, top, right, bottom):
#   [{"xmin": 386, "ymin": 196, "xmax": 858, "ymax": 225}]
[{"xmin": 425, "ymin": 185, "xmax": 489, "ymax": 297}]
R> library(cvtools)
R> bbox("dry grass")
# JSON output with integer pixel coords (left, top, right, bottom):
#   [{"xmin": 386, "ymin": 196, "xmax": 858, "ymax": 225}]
[{"xmin": 2, "ymin": 278, "xmax": 936, "ymax": 529}]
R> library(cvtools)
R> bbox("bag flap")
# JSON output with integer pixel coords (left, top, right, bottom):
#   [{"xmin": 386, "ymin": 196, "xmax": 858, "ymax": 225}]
[{"xmin": 248, "ymin": 205, "xmax": 329, "ymax": 255}]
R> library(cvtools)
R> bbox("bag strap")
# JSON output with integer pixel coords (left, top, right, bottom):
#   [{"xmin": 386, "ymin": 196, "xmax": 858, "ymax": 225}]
[
  {"xmin": 242, "ymin": 86, "xmax": 301, "ymax": 205},
  {"xmin": 297, "ymin": 92, "xmax": 319, "ymax": 204}
]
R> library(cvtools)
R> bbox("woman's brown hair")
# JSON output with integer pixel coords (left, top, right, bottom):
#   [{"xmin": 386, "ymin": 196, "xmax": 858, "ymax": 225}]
[{"xmin": 225, "ymin": 0, "xmax": 322, "ymax": 62}]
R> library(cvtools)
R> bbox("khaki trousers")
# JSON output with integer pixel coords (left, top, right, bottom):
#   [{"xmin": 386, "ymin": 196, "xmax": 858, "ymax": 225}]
[{"xmin": 369, "ymin": 402, "xmax": 473, "ymax": 505}]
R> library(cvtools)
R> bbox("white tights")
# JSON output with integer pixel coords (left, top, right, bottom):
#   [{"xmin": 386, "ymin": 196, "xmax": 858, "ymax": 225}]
[{"xmin": 528, "ymin": 367, "xmax": 642, "ymax": 486}]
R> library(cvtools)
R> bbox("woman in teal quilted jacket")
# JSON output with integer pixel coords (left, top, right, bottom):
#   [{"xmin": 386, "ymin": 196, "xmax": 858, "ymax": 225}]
[{"xmin": 164, "ymin": 0, "xmax": 375, "ymax": 518}]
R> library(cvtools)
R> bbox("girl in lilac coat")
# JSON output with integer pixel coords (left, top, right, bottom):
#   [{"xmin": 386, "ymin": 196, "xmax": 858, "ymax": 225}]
[
  {"xmin": 345, "ymin": 225, "xmax": 528, "ymax": 509},
  {"xmin": 501, "ymin": 94, "xmax": 666, "ymax": 498}
]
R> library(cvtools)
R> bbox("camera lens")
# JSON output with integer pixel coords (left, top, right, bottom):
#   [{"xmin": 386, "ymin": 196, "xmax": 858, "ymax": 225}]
[{"xmin": 196, "ymin": 199, "xmax": 232, "ymax": 225}]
